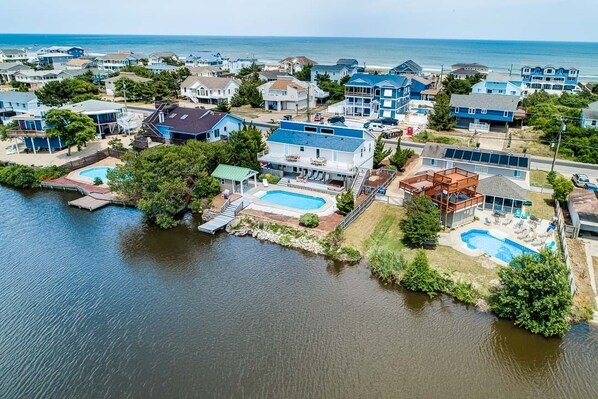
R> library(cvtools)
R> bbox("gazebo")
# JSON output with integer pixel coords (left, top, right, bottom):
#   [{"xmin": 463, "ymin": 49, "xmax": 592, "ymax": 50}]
[
  {"xmin": 477, "ymin": 175, "xmax": 528, "ymax": 214},
  {"xmin": 211, "ymin": 164, "xmax": 258, "ymax": 195}
]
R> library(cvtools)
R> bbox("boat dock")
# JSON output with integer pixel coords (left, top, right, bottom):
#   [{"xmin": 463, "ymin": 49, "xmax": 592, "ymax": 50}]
[
  {"xmin": 198, "ymin": 199, "xmax": 244, "ymax": 234},
  {"xmin": 41, "ymin": 178, "xmax": 131, "ymax": 212},
  {"xmin": 68, "ymin": 193, "xmax": 112, "ymax": 211}
]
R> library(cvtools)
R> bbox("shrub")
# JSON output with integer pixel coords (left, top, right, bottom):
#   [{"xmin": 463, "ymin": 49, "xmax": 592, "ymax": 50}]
[
  {"xmin": 193, "ymin": 175, "xmax": 221, "ymax": 199},
  {"xmin": 336, "ymin": 189, "xmax": 355, "ymax": 215},
  {"xmin": 93, "ymin": 177, "xmax": 103, "ymax": 185},
  {"xmin": 299, "ymin": 213, "xmax": 319, "ymax": 228},
  {"xmin": 447, "ymin": 281, "xmax": 476, "ymax": 304},
  {"xmin": 35, "ymin": 165, "xmax": 69, "ymax": 181},
  {"xmin": 368, "ymin": 248, "xmax": 407, "ymax": 283},
  {"xmin": 0, "ymin": 165, "xmax": 38, "ymax": 188},
  {"xmin": 268, "ymin": 175, "xmax": 281, "ymax": 184},
  {"xmin": 491, "ymin": 248, "xmax": 572, "ymax": 337},
  {"xmin": 546, "ymin": 170, "xmax": 557, "ymax": 185},
  {"xmin": 402, "ymin": 250, "xmax": 448, "ymax": 297},
  {"xmin": 338, "ymin": 246, "xmax": 361, "ymax": 262},
  {"xmin": 400, "ymin": 195, "xmax": 441, "ymax": 248},
  {"xmin": 552, "ymin": 175, "xmax": 574, "ymax": 203},
  {"xmin": 389, "ymin": 143, "xmax": 415, "ymax": 171}
]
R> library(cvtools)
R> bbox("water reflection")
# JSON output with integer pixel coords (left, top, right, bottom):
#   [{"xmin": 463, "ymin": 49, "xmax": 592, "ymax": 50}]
[{"xmin": 487, "ymin": 318, "xmax": 563, "ymax": 376}]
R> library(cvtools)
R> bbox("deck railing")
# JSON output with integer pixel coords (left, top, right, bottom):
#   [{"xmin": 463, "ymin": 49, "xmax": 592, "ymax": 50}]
[{"xmin": 555, "ymin": 201, "xmax": 577, "ymax": 295}]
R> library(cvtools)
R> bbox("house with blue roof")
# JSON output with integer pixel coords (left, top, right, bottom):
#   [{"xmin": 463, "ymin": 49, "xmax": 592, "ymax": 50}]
[
  {"xmin": 185, "ymin": 51, "xmax": 224, "ymax": 67},
  {"xmin": 344, "ymin": 73, "xmax": 410, "ymax": 119},
  {"xmin": 521, "ymin": 65, "xmax": 580, "ymax": 94},
  {"xmin": 389, "ymin": 60, "xmax": 422, "ymax": 76},
  {"xmin": 471, "ymin": 72, "xmax": 523, "ymax": 97},
  {"xmin": 258, "ymin": 120, "xmax": 375, "ymax": 188}
]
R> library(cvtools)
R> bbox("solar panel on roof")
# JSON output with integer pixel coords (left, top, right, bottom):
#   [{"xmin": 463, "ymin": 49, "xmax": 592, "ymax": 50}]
[
  {"xmin": 490, "ymin": 154, "xmax": 500, "ymax": 164},
  {"xmin": 480, "ymin": 152, "xmax": 490, "ymax": 163},
  {"xmin": 508, "ymin": 156, "xmax": 519, "ymax": 166},
  {"xmin": 519, "ymin": 158, "xmax": 529, "ymax": 168},
  {"xmin": 462, "ymin": 150, "xmax": 473, "ymax": 161},
  {"xmin": 454, "ymin": 149, "xmax": 464, "ymax": 159},
  {"xmin": 471, "ymin": 152, "xmax": 481, "ymax": 162},
  {"xmin": 445, "ymin": 148, "xmax": 455, "ymax": 158},
  {"xmin": 499, "ymin": 155, "xmax": 509, "ymax": 165}
]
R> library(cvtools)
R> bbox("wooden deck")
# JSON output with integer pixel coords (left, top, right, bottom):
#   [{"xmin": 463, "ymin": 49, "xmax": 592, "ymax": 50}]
[
  {"xmin": 198, "ymin": 199, "xmax": 244, "ymax": 234},
  {"xmin": 42, "ymin": 177, "xmax": 131, "ymax": 212},
  {"xmin": 68, "ymin": 194, "xmax": 111, "ymax": 211}
]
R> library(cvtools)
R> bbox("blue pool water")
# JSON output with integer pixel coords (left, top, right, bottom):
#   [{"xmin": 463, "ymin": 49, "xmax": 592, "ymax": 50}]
[
  {"xmin": 413, "ymin": 108, "xmax": 432, "ymax": 115},
  {"xmin": 259, "ymin": 190, "xmax": 326, "ymax": 211},
  {"xmin": 461, "ymin": 229, "xmax": 537, "ymax": 264},
  {"xmin": 78, "ymin": 166, "xmax": 114, "ymax": 182}
]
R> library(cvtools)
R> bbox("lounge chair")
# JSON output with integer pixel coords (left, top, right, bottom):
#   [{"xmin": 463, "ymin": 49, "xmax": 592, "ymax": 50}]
[
  {"xmin": 514, "ymin": 209, "xmax": 522, "ymax": 218},
  {"xmin": 494, "ymin": 216, "xmax": 501, "ymax": 225},
  {"xmin": 522, "ymin": 211, "xmax": 531, "ymax": 220},
  {"xmin": 306, "ymin": 170, "xmax": 313, "ymax": 179},
  {"xmin": 532, "ymin": 237, "xmax": 545, "ymax": 246},
  {"xmin": 517, "ymin": 229, "xmax": 529, "ymax": 240},
  {"xmin": 484, "ymin": 217, "xmax": 492, "ymax": 226},
  {"xmin": 315, "ymin": 172, "xmax": 323, "ymax": 180},
  {"xmin": 300, "ymin": 170, "xmax": 306, "ymax": 178},
  {"xmin": 523, "ymin": 233, "xmax": 536, "ymax": 243},
  {"xmin": 502, "ymin": 214, "xmax": 514, "ymax": 225},
  {"xmin": 263, "ymin": 178, "xmax": 269, "ymax": 187}
]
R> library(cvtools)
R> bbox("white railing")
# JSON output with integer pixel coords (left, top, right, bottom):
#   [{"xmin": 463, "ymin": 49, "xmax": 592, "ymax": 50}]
[
  {"xmin": 469, "ymin": 123, "xmax": 490, "ymax": 133},
  {"xmin": 555, "ymin": 201, "xmax": 577, "ymax": 295}
]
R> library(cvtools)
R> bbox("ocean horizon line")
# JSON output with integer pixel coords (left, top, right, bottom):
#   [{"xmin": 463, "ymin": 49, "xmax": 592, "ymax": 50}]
[{"xmin": 1, "ymin": 32, "xmax": 598, "ymax": 45}]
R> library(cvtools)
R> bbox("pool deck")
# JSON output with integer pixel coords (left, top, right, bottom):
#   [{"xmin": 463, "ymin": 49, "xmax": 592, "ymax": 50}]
[
  {"xmin": 244, "ymin": 184, "xmax": 336, "ymax": 218},
  {"xmin": 66, "ymin": 157, "xmax": 123, "ymax": 187},
  {"xmin": 440, "ymin": 209, "xmax": 555, "ymax": 266}
]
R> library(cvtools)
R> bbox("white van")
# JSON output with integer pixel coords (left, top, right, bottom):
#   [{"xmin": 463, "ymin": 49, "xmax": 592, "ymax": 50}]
[{"xmin": 368, "ymin": 122, "xmax": 385, "ymax": 132}]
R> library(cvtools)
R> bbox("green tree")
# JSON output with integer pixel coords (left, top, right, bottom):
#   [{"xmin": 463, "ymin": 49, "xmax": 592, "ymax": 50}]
[
  {"xmin": 228, "ymin": 124, "xmax": 265, "ymax": 170},
  {"xmin": 315, "ymin": 73, "xmax": 346, "ymax": 103},
  {"xmin": 44, "ymin": 109, "xmax": 97, "ymax": 156},
  {"xmin": 402, "ymin": 250, "xmax": 447, "ymax": 297},
  {"xmin": 0, "ymin": 121, "xmax": 17, "ymax": 140},
  {"xmin": 388, "ymin": 140, "xmax": 414, "ymax": 171},
  {"xmin": 335, "ymin": 189, "xmax": 355, "ymax": 215},
  {"xmin": 230, "ymin": 79, "xmax": 263, "ymax": 108},
  {"xmin": 373, "ymin": 135, "xmax": 392, "ymax": 166},
  {"xmin": 491, "ymin": 248, "xmax": 573, "ymax": 337},
  {"xmin": 214, "ymin": 99, "xmax": 231, "ymax": 113},
  {"xmin": 442, "ymin": 74, "xmax": 473, "ymax": 96},
  {"xmin": 552, "ymin": 175, "xmax": 574, "ymax": 202},
  {"xmin": 35, "ymin": 78, "xmax": 99, "ymax": 106},
  {"xmin": 428, "ymin": 92, "xmax": 456, "ymax": 131},
  {"xmin": 293, "ymin": 64, "xmax": 313, "ymax": 82},
  {"xmin": 236, "ymin": 63, "xmax": 262, "ymax": 79},
  {"xmin": 400, "ymin": 195, "xmax": 441, "ymax": 248},
  {"xmin": 162, "ymin": 57, "xmax": 185, "ymax": 67},
  {"xmin": 10, "ymin": 80, "xmax": 29, "ymax": 92}
]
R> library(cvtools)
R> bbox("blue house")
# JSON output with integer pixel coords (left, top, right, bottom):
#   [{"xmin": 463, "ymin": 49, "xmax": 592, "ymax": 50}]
[
  {"xmin": 471, "ymin": 72, "xmax": 523, "ymax": 97},
  {"xmin": 5, "ymin": 114, "xmax": 66, "ymax": 154},
  {"xmin": 345, "ymin": 73, "xmax": 410, "ymax": 119},
  {"xmin": 450, "ymin": 93, "xmax": 520, "ymax": 131},
  {"xmin": 185, "ymin": 51, "xmax": 224, "ymax": 67},
  {"xmin": 389, "ymin": 60, "xmax": 423, "ymax": 76},
  {"xmin": 38, "ymin": 53, "xmax": 74, "ymax": 67},
  {"xmin": 521, "ymin": 65, "xmax": 579, "ymax": 93},
  {"xmin": 310, "ymin": 64, "xmax": 353, "ymax": 83},
  {"xmin": 143, "ymin": 103, "xmax": 244, "ymax": 144},
  {"xmin": 45, "ymin": 46, "xmax": 85, "ymax": 58},
  {"xmin": 407, "ymin": 75, "xmax": 433, "ymax": 100}
]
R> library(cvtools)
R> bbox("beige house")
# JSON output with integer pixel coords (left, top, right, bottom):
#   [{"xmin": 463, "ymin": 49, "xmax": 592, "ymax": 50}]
[
  {"xmin": 278, "ymin": 56, "xmax": 317, "ymax": 74},
  {"xmin": 180, "ymin": 76, "xmax": 240, "ymax": 104},
  {"xmin": 187, "ymin": 65, "xmax": 224, "ymax": 77},
  {"xmin": 258, "ymin": 77, "xmax": 319, "ymax": 111},
  {"xmin": 103, "ymin": 72, "xmax": 152, "ymax": 96}
]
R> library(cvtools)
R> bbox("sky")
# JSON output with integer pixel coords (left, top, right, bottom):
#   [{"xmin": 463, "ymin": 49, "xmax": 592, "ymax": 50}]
[{"xmin": 2, "ymin": 0, "xmax": 598, "ymax": 42}]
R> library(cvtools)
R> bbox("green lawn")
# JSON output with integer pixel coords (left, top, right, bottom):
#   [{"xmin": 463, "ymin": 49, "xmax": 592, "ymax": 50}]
[
  {"xmin": 526, "ymin": 192, "xmax": 555, "ymax": 221},
  {"xmin": 530, "ymin": 170, "xmax": 564, "ymax": 188}
]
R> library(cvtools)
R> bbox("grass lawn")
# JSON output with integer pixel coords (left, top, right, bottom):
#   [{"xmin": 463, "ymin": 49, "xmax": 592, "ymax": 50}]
[
  {"xmin": 526, "ymin": 192, "xmax": 555, "ymax": 221},
  {"xmin": 530, "ymin": 170, "xmax": 565, "ymax": 188},
  {"xmin": 343, "ymin": 202, "xmax": 498, "ymax": 294}
]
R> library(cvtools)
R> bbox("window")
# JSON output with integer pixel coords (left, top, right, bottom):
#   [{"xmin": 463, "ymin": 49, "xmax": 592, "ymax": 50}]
[
  {"xmin": 503, "ymin": 111, "xmax": 509, "ymax": 117},
  {"xmin": 383, "ymin": 89, "xmax": 392, "ymax": 97},
  {"xmin": 320, "ymin": 128, "xmax": 334, "ymax": 134},
  {"xmin": 592, "ymin": 120, "xmax": 597, "ymax": 126},
  {"xmin": 304, "ymin": 126, "xmax": 317, "ymax": 132},
  {"xmin": 481, "ymin": 108, "xmax": 487, "ymax": 114},
  {"xmin": 300, "ymin": 146, "xmax": 304, "ymax": 152},
  {"xmin": 513, "ymin": 170, "xmax": 522, "ymax": 178},
  {"xmin": 430, "ymin": 159, "xmax": 436, "ymax": 166},
  {"xmin": 468, "ymin": 108, "xmax": 476, "ymax": 115},
  {"xmin": 454, "ymin": 107, "xmax": 460, "ymax": 113},
  {"xmin": 223, "ymin": 126, "xmax": 227, "ymax": 132}
]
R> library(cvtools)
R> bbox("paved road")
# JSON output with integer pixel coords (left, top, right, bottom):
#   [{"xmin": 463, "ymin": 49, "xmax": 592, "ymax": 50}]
[{"xmin": 385, "ymin": 140, "xmax": 598, "ymax": 180}]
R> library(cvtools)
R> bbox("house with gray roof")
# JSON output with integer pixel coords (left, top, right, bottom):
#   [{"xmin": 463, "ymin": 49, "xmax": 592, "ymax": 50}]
[
  {"xmin": 450, "ymin": 93, "xmax": 521, "ymax": 131},
  {"xmin": 568, "ymin": 188, "xmax": 598, "ymax": 235},
  {"xmin": 61, "ymin": 100, "xmax": 127, "ymax": 135},
  {"xmin": 148, "ymin": 51, "xmax": 180, "ymax": 65},
  {"xmin": 389, "ymin": 60, "xmax": 423, "ymax": 76},
  {"xmin": 180, "ymin": 76, "xmax": 240, "ymax": 105},
  {"xmin": 0, "ymin": 91, "xmax": 48, "ymax": 122},
  {"xmin": 0, "ymin": 62, "xmax": 33, "ymax": 83},
  {"xmin": 96, "ymin": 52, "xmax": 142, "ymax": 71},
  {"xmin": 419, "ymin": 142, "xmax": 530, "ymax": 188},
  {"xmin": 477, "ymin": 175, "xmax": 529, "ymax": 214},
  {"xmin": 581, "ymin": 101, "xmax": 598, "ymax": 129},
  {"xmin": 258, "ymin": 70, "xmax": 291, "ymax": 82},
  {"xmin": 310, "ymin": 64, "xmax": 355, "ymax": 83},
  {"xmin": 258, "ymin": 120, "xmax": 375, "ymax": 188},
  {"xmin": 336, "ymin": 58, "xmax": 359, "ymax": 68},
  {"xmin": 0, "ymin": 49, "xmax": 28, "ymax": 63}
]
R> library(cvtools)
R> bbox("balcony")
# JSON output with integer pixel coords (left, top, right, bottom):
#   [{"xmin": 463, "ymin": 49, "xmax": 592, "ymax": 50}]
[
  {"xmin": 6, "ymin": 129, "xmax": 48, "ymax": 138},
  {"xmin": 259, "ymin": 152, "xmax": 355, "ymax": 174}
]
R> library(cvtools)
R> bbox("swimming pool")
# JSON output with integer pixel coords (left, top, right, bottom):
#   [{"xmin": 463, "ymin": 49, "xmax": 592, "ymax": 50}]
[
  {"xmin": 77, "ymin": 166, "xmax": 114, "ymax": 182},
  {"xmin": 460, "ymin": 229, "xmax": 537, "ymax": 264},
  {"xmin": 258, "ymin": 190, "xmax": 326, "ymax": 211}
]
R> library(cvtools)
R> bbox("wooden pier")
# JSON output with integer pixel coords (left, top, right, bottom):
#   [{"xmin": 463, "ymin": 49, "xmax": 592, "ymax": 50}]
[
  {"xmin": 68, "ymin": 193, "xmax": 112, "ymax": 211},
  {"xmin": 41, "ymin": 178, "xmax": 131, "ymax": 212}
]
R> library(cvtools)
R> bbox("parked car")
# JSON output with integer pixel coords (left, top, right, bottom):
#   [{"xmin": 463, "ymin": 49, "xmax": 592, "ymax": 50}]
[
  {"xmin": 313, "ymin": 113, "xmax": 322, "ymax": 122},
  {"xmin": 328, "ymin": 115, "xmax": 345, "ymax": 124},
  {"xmin": 584, "ymin": 182, "xmax": 598, "ymax": 192},
  {"xmin": 368, "ymin": 122, "xmax": 385, "ymax": 132},
  {"xmin": 380, "ymin": 117, "xmax": 399, "ymax": 126},
  {"xmin": 572, "ymin": 173, "xmax": 590, "ymax": 187}
]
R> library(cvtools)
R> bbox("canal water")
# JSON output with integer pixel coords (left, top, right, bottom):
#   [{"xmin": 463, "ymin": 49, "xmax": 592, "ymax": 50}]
[{"xmin": 0, "ymin": 186, "xmax": 597, "ymax": 398}]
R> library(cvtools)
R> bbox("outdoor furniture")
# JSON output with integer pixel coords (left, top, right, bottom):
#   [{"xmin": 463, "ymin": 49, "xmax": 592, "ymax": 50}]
[
  {"xmin": 521, "ymin": 211, "xmax": 531, "ymax": 220},
  {"xmin": 263, "ymin": 179, "xmax": 269, "ymax": 187},
  {"xmin": 514, "ymin": 219, "xmax": 524, "ymax": 229},
  {"xmin": 310, "ymin": 157, "xmax": 327, "ymax": 166},
  {"xmin": 502, "ymin": 214, "xmax": 514, "ymax": 225},
  {"xmin": 314, "ymin": 172, "xmax": 323, "ymax": 180},
  {"xmin": 494, "ymin": 216, "xmax": 501, "ymax": 225},
  {"xmin": 285, "ymin": 154, "xmax": 300, "ymax": 162},
  {"xmin": 514, "ymin": 209, "xmax": 522, "ymax": 218},
  {"xmin": 517, "ymin": 229, "xmax": 529, "ymax": 240},
  {"xmin": 523, "ymin": 233, "xmax": 537, "ymax": 243},
  {"xmin": 484, "ymin": 217, "xmax": 492, "ymax": 226},
  {"xmin": 532, "ymin": 237, "xmax": 545, "ymax": 246},
  {"xmin": 306, "ymin": 170, "xmax": 313, "ymax": 179}
]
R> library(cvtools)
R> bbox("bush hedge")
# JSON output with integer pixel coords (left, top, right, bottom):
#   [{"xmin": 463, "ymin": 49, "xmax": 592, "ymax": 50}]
[{"xmin": 299, "ymin": 213, "xmax": 319, "ymax": 228}]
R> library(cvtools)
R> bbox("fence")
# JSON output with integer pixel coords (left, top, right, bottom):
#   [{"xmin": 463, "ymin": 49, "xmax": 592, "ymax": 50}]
[
  {"xmin": 337, "ymin": 168, "xmax": 397, "ymax": 230},
  {"xmin": 468, "ymin": 122, "xmax": 490, "ymax": 133},
  {"xmin": 555, "ymin": 201, "xmax": 577, "ymax": 295},
  {"xmin": 60, "ymin": 149, "xmax": 129, "ymax": 171}
]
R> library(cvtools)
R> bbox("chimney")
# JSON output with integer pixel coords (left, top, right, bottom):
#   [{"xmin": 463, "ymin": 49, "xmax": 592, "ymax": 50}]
[{"xmin": 158, "ymin": 111, "xmax": 164, "ymax": 123}]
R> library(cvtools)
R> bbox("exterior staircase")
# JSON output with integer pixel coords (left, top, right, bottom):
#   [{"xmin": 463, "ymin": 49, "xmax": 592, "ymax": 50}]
[
  {"xmin": 276, "ymin": 178, "xmax": 290, "ymax": 187},
  {"xmin": 350, "ymin": 168, "xmax": 369, "ymax": 199},
  {"xmin": 198, "ymin": 199, "xmax": 244, "ymax": 234}
]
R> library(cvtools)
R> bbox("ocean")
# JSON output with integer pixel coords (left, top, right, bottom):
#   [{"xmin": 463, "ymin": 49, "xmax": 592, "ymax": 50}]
[{"xmin": 1, "ymin": 34, "xmax": 598, "ymax": 81}]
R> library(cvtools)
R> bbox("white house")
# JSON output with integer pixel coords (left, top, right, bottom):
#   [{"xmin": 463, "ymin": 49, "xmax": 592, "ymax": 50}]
[
  {"xmin": 13, "ymin": 69, "xmax": 87, "ymax": 90},
  {"xmin": 471, "ymin": 72, "xmax": 524, "ymax": 97},
  {"xmin": 0, "ymin": 62, "xmax": 33, "ymax": 83},
  {"xmin": 96, "ymin": 52, "xmax": 142, "ymax": 71},
  {"xmin": 148, "ymin": 51, "xmax": 179, "ymax": 65},
  {"xmin": 0, "ymin": 92, "xmax": 49, "ymax": 122},
  {"xmin": 0, "ymin": 49, "xmax": 29, "ymax": 63},
  {"xmin": 187, "ymin": 66, "xmax": 224, "ymax": 77},
  {"xmin": 258, "ymin": 77, "xmax": 318, "ymax": 111},
  {"xmin": 310, "ymin": 64, "xmax": 354, "ymax": 83},
  {"xmin": 180, "ymin": 76, "xmax": 240, "ymax": 104},
  {"xmin": 103, "ymin": 72, "xmax": 153, "ymax": 96},
  {"xmin": 224, "ymin": 57, "xmax": 264, "ymax": 74},
  {"xmin": 258, "ymin": 121, "xmax": 375, "ymax": 189},
  {"xmin": 278, "ymin": 56, "xmax": 317, "ymax": 74}
]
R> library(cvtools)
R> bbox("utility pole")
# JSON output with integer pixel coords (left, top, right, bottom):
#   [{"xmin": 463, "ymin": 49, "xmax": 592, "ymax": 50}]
[
  {"xmin": 438, "ymin": 65, "xmax": 444, "ymax": 89},
  {"xmin": 550, "ymin": 118, "xmax": 566, "ymax": 173},
  {"xmin": 306, "ymin": 84, "xmax": 311, "ymax": 123},
  {"xmin": 122, "ymin": 81, "xmax": 128, "ymax": 113}
]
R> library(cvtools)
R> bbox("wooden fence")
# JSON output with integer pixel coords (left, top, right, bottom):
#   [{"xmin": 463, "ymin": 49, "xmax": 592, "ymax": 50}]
[
  {"xmin": 555, "ymin": 201, "xmax": 577, "ymax": 295},
  {"xmin": 60, "ymin": 149, "xmax": 130, "ymax": 171}
]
